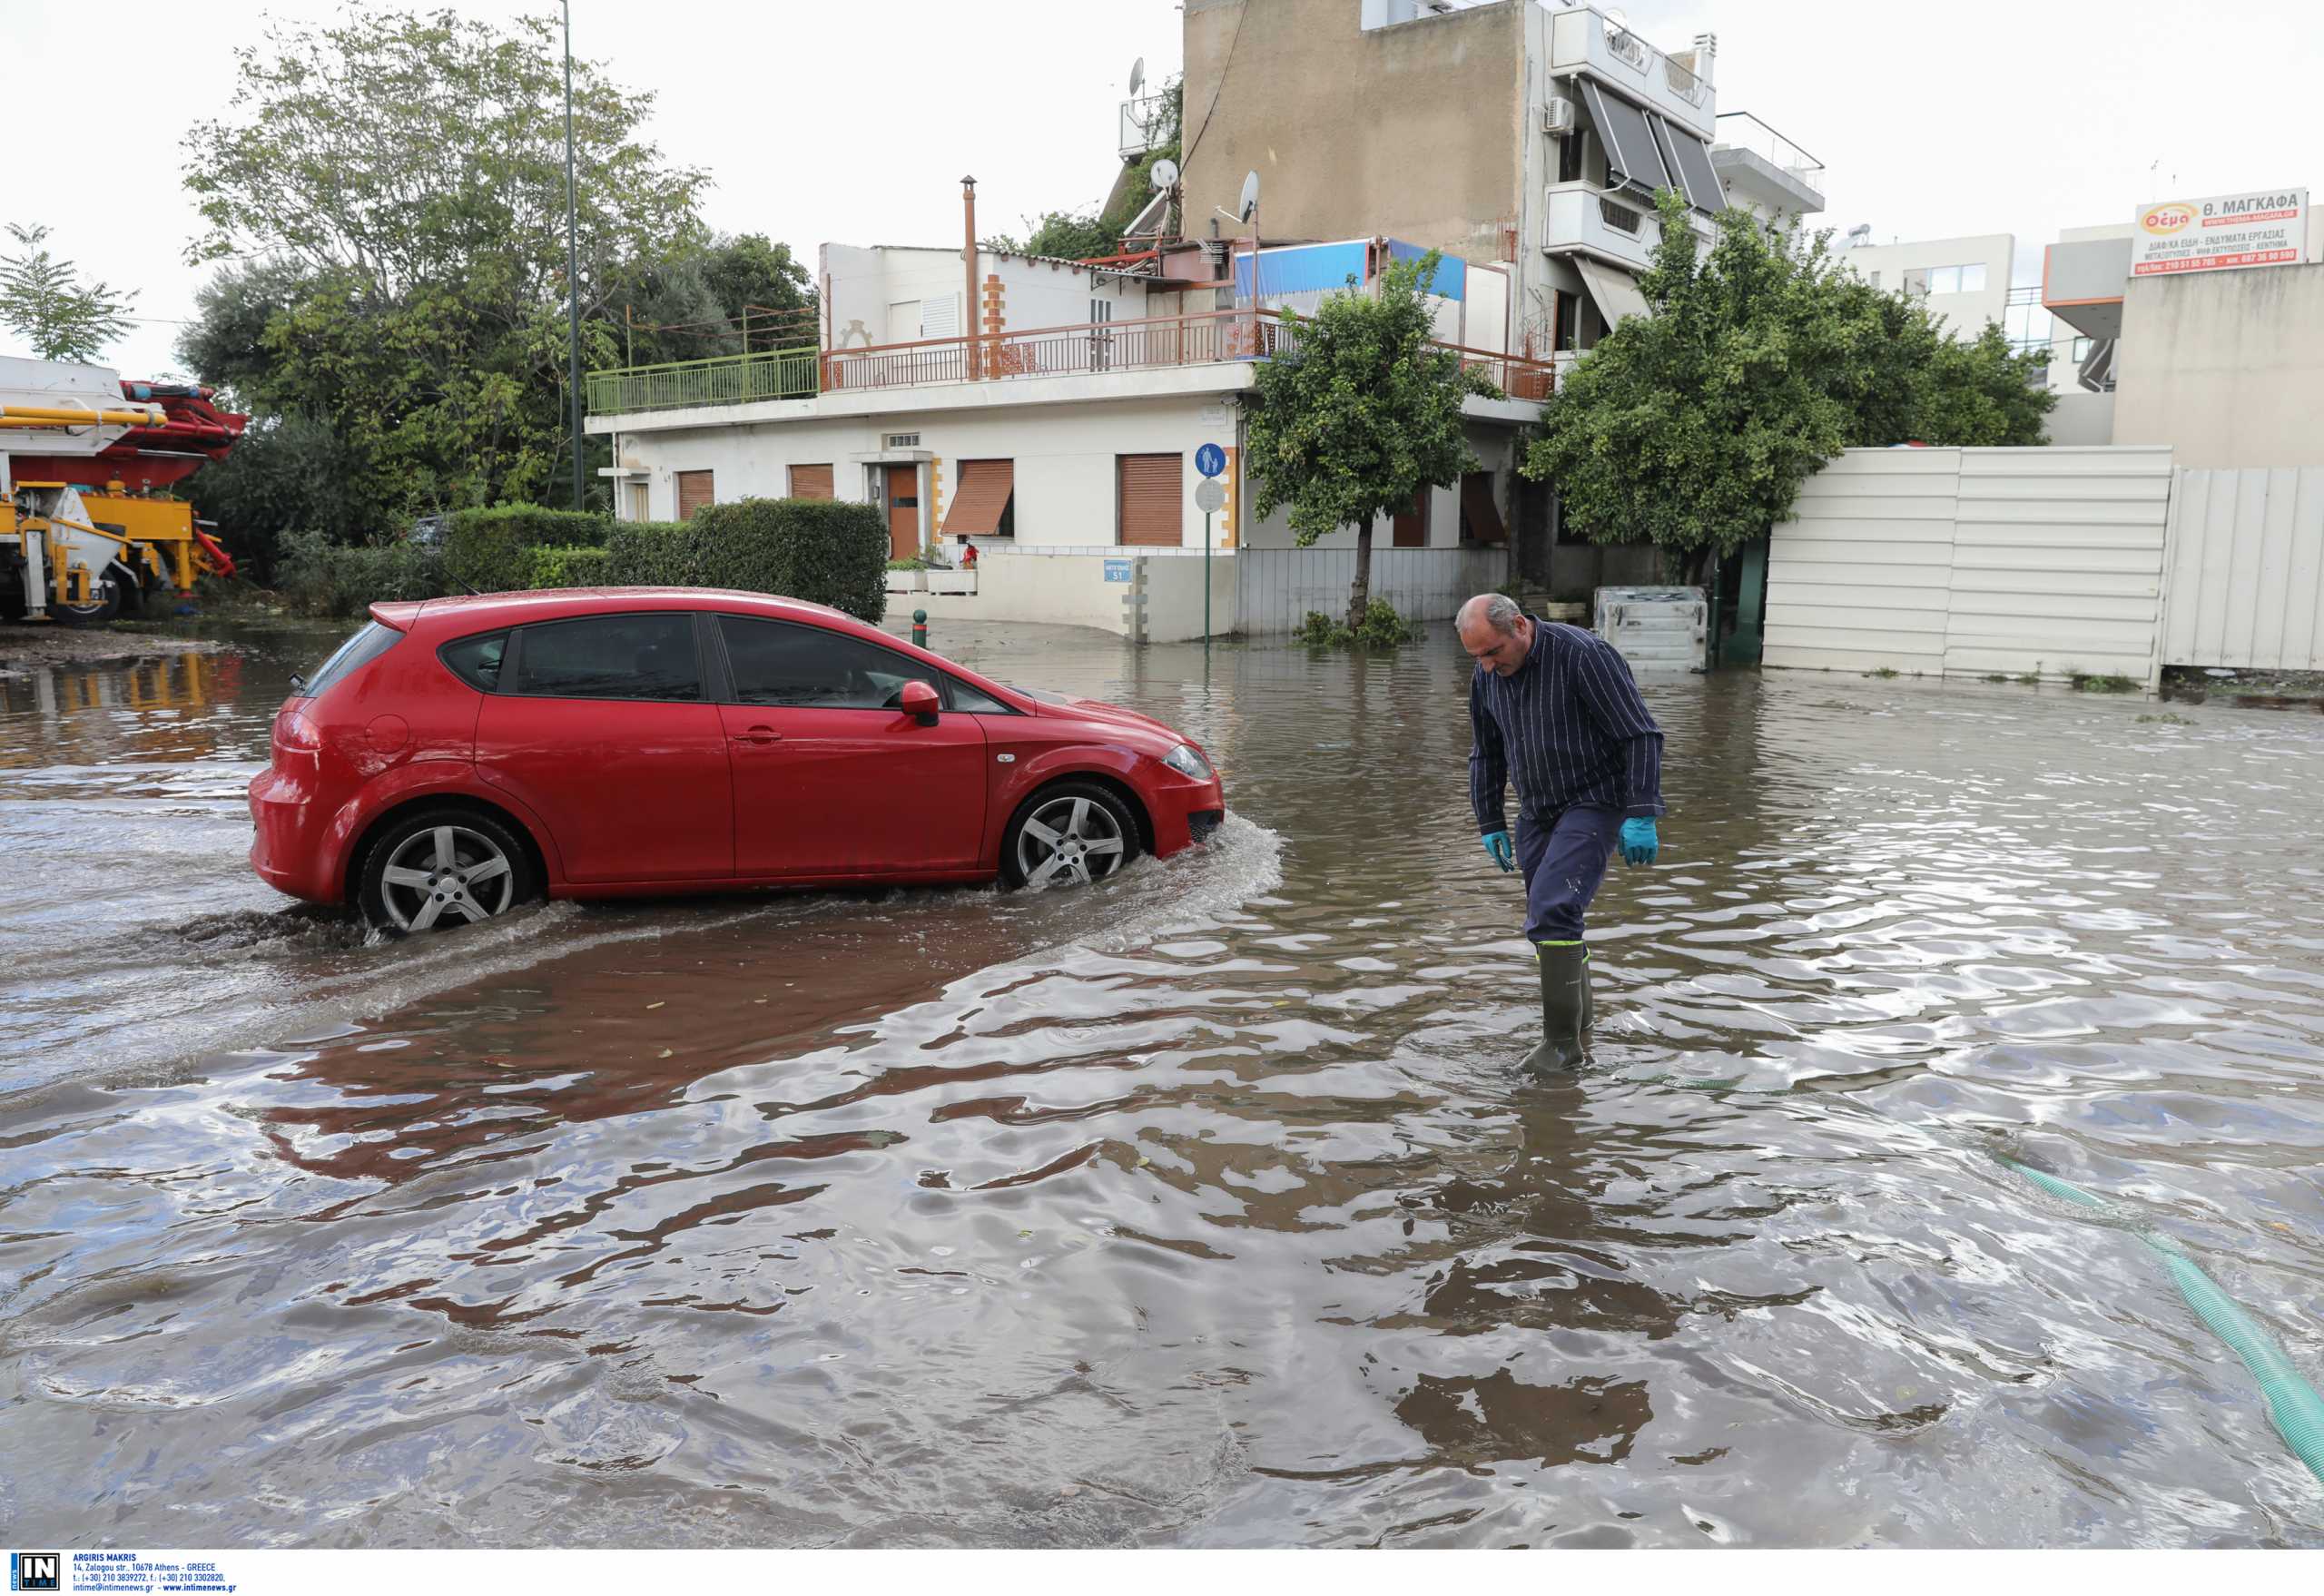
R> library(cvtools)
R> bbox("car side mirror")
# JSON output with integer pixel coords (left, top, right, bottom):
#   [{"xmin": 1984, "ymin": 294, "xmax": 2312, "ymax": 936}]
[{"xmin": 900, "ymin": 679, "xmax": 940, "ymax": 725}]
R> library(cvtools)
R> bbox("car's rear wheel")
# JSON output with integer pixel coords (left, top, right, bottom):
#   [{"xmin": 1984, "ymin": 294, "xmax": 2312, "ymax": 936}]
[
  {"xmin": 358, "ymin": 807, "xmax": 541, "ymax": 932},
  {"xmin": 1001, "ymin": 782, "xmax": 1141, "ymax": 891}
]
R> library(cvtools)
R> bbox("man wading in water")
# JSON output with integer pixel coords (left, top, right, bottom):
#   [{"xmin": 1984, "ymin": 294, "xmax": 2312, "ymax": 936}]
[{"xmin": 1457, "ymin": 593, "xmax": 1664, "ymax": 1073}]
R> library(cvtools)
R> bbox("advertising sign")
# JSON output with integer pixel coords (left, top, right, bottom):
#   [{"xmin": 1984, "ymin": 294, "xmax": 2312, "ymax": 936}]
[{"xmin": 2132, "ymin": 187, "xmax": 2307, "ymax": 277}]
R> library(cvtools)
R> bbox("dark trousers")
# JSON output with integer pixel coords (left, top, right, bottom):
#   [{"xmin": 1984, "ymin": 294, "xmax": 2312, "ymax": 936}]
[{"xmin": 1513, "ymin": 805, "xmax": 1623, "ymax": 943}]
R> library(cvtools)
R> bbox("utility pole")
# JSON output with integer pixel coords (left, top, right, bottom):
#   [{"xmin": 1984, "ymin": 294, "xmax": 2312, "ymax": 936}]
[{"xmin": 563, "ymin": 0, "xmax": 586, "ymax": 512}]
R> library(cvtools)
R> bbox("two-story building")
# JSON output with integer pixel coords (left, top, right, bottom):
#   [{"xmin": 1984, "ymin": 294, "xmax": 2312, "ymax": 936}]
[{"xmin": 585, "ymin": 206, "xmax": 1553, "ymax": 641}]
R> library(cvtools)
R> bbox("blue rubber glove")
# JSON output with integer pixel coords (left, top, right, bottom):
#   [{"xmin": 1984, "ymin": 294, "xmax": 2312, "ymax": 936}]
[
  {"xmin": 1620, "ymin": 816, "xmax": 1659, "ymax": 866},
  {"xmin": 1482, "ymin": 830, "xmax": 1514, "ymax": 873}
]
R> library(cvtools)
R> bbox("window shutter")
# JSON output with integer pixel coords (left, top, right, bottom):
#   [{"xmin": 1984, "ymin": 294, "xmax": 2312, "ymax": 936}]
[
  {"xmin": 942, "ymin": 459, "xmax": 1015, "ymax": 536},
  {"xmin": 788, "ymin": 464, "xmax": 833, "ymax": 500},
  {"xmin": 675, "ymin": 470, "xmax": 714, "ymax": 521},
  {"xmin": 1117, "ymin": 454, "xmax": 1183, "ymax": 547}
]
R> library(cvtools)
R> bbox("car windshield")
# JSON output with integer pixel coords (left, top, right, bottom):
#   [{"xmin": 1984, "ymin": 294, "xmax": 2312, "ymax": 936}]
[{"xmin": 296, "ymin": 621, "xmax": 401, "ymax": 700}]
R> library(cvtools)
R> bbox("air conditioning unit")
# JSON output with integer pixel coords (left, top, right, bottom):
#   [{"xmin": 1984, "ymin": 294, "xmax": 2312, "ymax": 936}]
[{"xmin": 1542, "ymin": 96, "xmax": 1577, "ymax": 135}]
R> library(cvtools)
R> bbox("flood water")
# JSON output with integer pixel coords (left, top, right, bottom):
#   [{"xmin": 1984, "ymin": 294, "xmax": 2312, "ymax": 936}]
[{"xmin": 5, "ymin": 617, "xmax": 2323, "ymax": 1548}]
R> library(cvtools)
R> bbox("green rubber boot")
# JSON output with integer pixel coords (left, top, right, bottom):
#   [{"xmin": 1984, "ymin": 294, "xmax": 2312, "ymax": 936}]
[{"xmin": 1520, "ymin": 941, "xmax": 1590, "ymax": 1076}]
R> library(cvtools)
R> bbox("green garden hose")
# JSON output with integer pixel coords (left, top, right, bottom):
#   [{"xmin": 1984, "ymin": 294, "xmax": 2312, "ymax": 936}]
[{"xmin": 2000, "ymin": 1158, "xmax": 2324, "ymax": 1487}]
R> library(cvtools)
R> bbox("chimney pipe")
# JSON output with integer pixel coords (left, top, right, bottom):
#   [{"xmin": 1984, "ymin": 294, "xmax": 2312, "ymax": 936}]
[
  {"xmin": 961, "ymin": 174, "xmax": 980, "ymax": 381},
  {"xmin": 1692, "ymin": 32, "xmax": 1718, "ymax": 85}
]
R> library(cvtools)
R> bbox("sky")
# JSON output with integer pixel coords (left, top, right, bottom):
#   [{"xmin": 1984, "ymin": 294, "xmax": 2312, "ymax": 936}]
[{"xmin": 11, "ymin": 0, "xmax": 2319, "ymax": 382}]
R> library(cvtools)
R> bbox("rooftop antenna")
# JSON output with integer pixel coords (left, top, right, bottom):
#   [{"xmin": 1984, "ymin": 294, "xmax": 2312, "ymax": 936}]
[{"xmin": 1128, "ymin": 55, "xmax": 1146, "ymax": 98}]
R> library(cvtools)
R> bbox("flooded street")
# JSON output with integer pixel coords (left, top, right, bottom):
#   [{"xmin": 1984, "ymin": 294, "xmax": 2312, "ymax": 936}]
[{"xmin": 5, "ymin": 618, "xmax": 2323, "ymax": 1548}]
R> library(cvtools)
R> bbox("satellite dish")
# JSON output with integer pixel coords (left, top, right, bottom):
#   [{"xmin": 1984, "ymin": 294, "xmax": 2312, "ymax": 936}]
[
  {"xmin": 1237, "ymin": 169, "xmax": 1260, "ymax": 224},
  {"xmin": 1151, "ymin": 157, "xmax": 1180, "ymax": 191},
  {"xmin": 1605, "ymin": 5, "xmax": 1630, "ymax": 30},
  {"xmin": 1128, "ymin": 56, "xmax": 1146, "ymax": 97}
]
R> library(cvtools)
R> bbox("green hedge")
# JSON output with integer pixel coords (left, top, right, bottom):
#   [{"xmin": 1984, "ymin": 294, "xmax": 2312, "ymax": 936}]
[
  {"xmin": 276, "ymin": 529, "xmax": 446, "ymax": 617},
  {"xmin": 600, "ymin": 519, "xmax": 705, "ymax": 586},
  {"xmin": 600, "ymin": 500, "xmax": 887, "ymax": 621},
  {"xmin": 445, "ymin": 504, "xmax": 610, "ymax": 594},
  {"xmin": 529, "ymin": 545, "xmax": 618, "ymax": 588}
]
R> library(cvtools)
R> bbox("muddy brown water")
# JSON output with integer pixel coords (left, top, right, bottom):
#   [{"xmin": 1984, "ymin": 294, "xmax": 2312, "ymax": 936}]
[{"xmin": 4, "ymin": 618, "xmax": 2323, "ymax": 1548}]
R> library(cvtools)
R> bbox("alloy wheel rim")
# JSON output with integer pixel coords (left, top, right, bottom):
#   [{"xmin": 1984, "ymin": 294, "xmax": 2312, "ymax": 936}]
[
  {"xmin": 379, "ymin": 824, "xmax": 515, "ymax": 931},
  {"xmin": 1015, "ymin": 796, "xmax": 1127, "ymax": 889}
]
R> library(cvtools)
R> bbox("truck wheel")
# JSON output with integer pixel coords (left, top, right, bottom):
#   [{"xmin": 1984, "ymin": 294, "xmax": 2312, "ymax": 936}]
[{"xmin": 53, "ymin": 580, "xmax": 122, "ymax": 626}]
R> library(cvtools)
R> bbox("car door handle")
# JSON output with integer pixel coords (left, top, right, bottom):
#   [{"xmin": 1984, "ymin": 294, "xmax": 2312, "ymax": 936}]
[{"xmin": 732, "ymin": 725, "xmax": 783, "ymax": 745}]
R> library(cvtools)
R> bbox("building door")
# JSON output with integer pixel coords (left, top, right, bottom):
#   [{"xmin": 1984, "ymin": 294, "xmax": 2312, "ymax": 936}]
[
  {"xmin": 1392, "ymin": 488, "xmax": 1428, "ymax": 547},
  {"xmin": 1117, "ymin": 453, "xmax": 1182, "ymax": 547},
  {"xmin": 884, "ymin": 463, "xmax": 921, "ymax": 558},
  {"xmin": 675, "ymin": 469, "xmax": 714, "ymax": 522}
]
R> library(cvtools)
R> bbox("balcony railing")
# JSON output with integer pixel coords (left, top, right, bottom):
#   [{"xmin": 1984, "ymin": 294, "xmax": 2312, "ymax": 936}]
[
  {"xmin": 588, "ymin": 310, "xmax": 1555, "ymax": 416},
  {"xmin": 1711, "ymin": 112, "xmax": 1825, "ymax": 193},
  {"xmin": 586, "ymin": 347, "xmax": 818, "ymax": 414}
]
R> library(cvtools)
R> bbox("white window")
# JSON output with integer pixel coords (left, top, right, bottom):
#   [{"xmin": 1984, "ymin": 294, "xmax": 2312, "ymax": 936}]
[
  {"xmin": 884, "ymin": 432, "xmax": 921, "ymax": 450},
  {"xmin": 1926, "ymin": 265, "xmax": 1961, "ymax": 295},
  {"xmin": 1958, "ymin": 262, "xmax": 1988, "ymax": 293}
]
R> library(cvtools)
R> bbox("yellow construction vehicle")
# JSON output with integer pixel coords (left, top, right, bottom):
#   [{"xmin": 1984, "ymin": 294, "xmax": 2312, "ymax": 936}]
[{"xmin": 4, "ymin": 356, "xmax": 244, "ymax": 623}]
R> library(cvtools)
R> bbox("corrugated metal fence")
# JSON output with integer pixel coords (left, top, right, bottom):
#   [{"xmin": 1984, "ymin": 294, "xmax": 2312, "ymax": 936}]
[
  {"xmin": 1236, "ymin": 547, "xmax": 1504, "ymax": 636},
  {"xmin": 2160, "ymin": 468, "xmax": 2324, "ymax": 671},
  {"xmin": 1765, "ymin": 447, "xmax": 2176, "ymax": 686}
]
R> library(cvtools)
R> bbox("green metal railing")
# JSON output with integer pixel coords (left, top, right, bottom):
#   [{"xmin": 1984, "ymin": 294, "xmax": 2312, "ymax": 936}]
[{"xmin": 586, "ymin": 346, "xmax": 820, "ymax": 414}]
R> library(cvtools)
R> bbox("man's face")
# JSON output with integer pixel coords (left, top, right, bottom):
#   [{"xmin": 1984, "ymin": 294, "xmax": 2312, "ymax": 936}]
[{"xmin": 1461, "ymin": 616, "xmax": 1531, "ymax": 676}]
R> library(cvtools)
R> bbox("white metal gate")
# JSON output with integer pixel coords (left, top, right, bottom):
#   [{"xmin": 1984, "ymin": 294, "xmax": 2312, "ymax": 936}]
[
  {"xmin": 2160, "ymin": 468, "xmax": 2324, "ymax": 671},
  {"xmin": 1764, "ymin": 447, "xmax": 2175, "ymax": 687}
]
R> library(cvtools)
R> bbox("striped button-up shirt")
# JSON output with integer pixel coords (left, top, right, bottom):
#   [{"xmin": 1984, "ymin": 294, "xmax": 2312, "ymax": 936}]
[{"xmin": 1469, "ymin": 616, "xmax": 1664, "ymax": 832}]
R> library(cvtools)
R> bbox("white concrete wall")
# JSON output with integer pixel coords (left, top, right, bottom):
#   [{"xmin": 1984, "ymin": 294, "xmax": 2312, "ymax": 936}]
[
  {"xmin": 2161, "ymin": 467, "xmax": 2324, "ymax": 670},
  {"xmin": 1836, "ymin": 233, "xmax": 2014, "ymax": 340},
  {"xmin": 917, "ymin": 548, "xmax": 1236, "ymax": 644},
  {"xmin": 2045, "ymin": 390, "xmax": 2115, "ymax": 446},
  {"xmin": 821, "ymin": 244, "xmax": 1147, "ymax": 350},
  {"xmin": 609, "ymin": 393, "xmax": 1233, "ymax": 552},
  {"xmin": 1764, "ymin": 445, "xmax": 2176, "ymax": 687},
  {"xmin": 2112, "ymin": 261, "xmax": 2324, "ymax": 468}
]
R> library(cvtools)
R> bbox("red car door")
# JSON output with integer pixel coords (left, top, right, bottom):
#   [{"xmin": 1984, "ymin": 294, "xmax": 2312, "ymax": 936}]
[
  {"xmin": 713, "ymin": 614, "xmax": 989, "ymax": 877},
  {"xmin": 476, "ymin": 611, "xmax": 734, "ymax": 882}
]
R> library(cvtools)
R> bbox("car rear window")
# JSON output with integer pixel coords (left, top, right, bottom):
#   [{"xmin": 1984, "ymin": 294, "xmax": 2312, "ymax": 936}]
[
  {"xmin": 514, "ymin": 613, "xmax": 702, "ymax": 701},
  {"xmin": 439, "ymin": 630, "xmax": 508, "ymax": 693},
  {"xmin": 295, "ymin": 621, "xmax": 401, "ymax": 700}
]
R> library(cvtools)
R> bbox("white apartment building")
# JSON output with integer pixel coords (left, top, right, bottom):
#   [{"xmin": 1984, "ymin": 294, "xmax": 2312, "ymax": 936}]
[{"xmin": 586, "ymin": 226, "xmax": 1550, "ymax": 640}]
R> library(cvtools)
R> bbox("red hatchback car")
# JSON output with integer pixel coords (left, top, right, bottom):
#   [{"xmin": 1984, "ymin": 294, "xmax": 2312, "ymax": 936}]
[{"xmin": 249, "ymin": 588, "xmax": 1226, "ymax": 931}]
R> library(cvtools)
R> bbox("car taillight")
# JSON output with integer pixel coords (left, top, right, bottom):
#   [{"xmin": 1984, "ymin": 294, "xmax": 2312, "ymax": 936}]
[{"xmin": 274, "ymin": 706, "xmax": 321, "ymax": 764}]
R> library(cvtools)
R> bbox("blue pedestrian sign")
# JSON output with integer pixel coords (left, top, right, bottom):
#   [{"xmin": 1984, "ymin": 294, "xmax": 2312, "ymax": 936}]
[{"xmin": 1195, "ymin": 442, "xmax": 1227, "ymax": 478}]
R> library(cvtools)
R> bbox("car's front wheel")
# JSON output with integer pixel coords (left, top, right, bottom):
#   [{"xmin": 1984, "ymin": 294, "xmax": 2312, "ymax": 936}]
[
  {"xmin": 358, "ymin": 806, "xmax": 541, "ymax": 932},
  {"xmin": 1000, "ymin": 782, "xmax": 1141, "ymax": 890}
]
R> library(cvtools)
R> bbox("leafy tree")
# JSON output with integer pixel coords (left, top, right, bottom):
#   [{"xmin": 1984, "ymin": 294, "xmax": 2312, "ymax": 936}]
[
  {"xmin": 177, "ymin": 7, "xmax": 711, "ymax": 515},
  {"xmin": 0, "ymin": 222, "xmax": 136, "ymax": 362},
  {"xmin": 1526, "ymin": 192, "xmax": 2056, "ymax": 577},
  {"xmin": 1917, "ymin": 320, "xmax": 2054, "ymax": 446},
  {"xmin": 1245, "ymin": 251, "xmax": 1495, "ymax": 632}
]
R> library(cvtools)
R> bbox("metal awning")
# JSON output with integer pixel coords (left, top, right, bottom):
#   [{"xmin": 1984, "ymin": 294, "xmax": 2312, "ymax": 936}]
[
  {"xmin": 1649, "ymin": 114, "xmax": 1726, "ymax": 213},
  {"xmin": 941, "ymin": 458, "xmax": 1015, "ymax": 536},
  {"xmin": 1576, "ymin": 79, "xmax": 1670, "ymax": 202},
  {"xmin": 1574, "ymin": 257, "xmax": 1651, "ymax": 328}
]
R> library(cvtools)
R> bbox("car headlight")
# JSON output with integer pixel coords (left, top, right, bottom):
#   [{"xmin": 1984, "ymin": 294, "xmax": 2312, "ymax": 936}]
[{"xmin": 1162, "ymin": 744, "xmax": 1214, "ymax": 781}]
